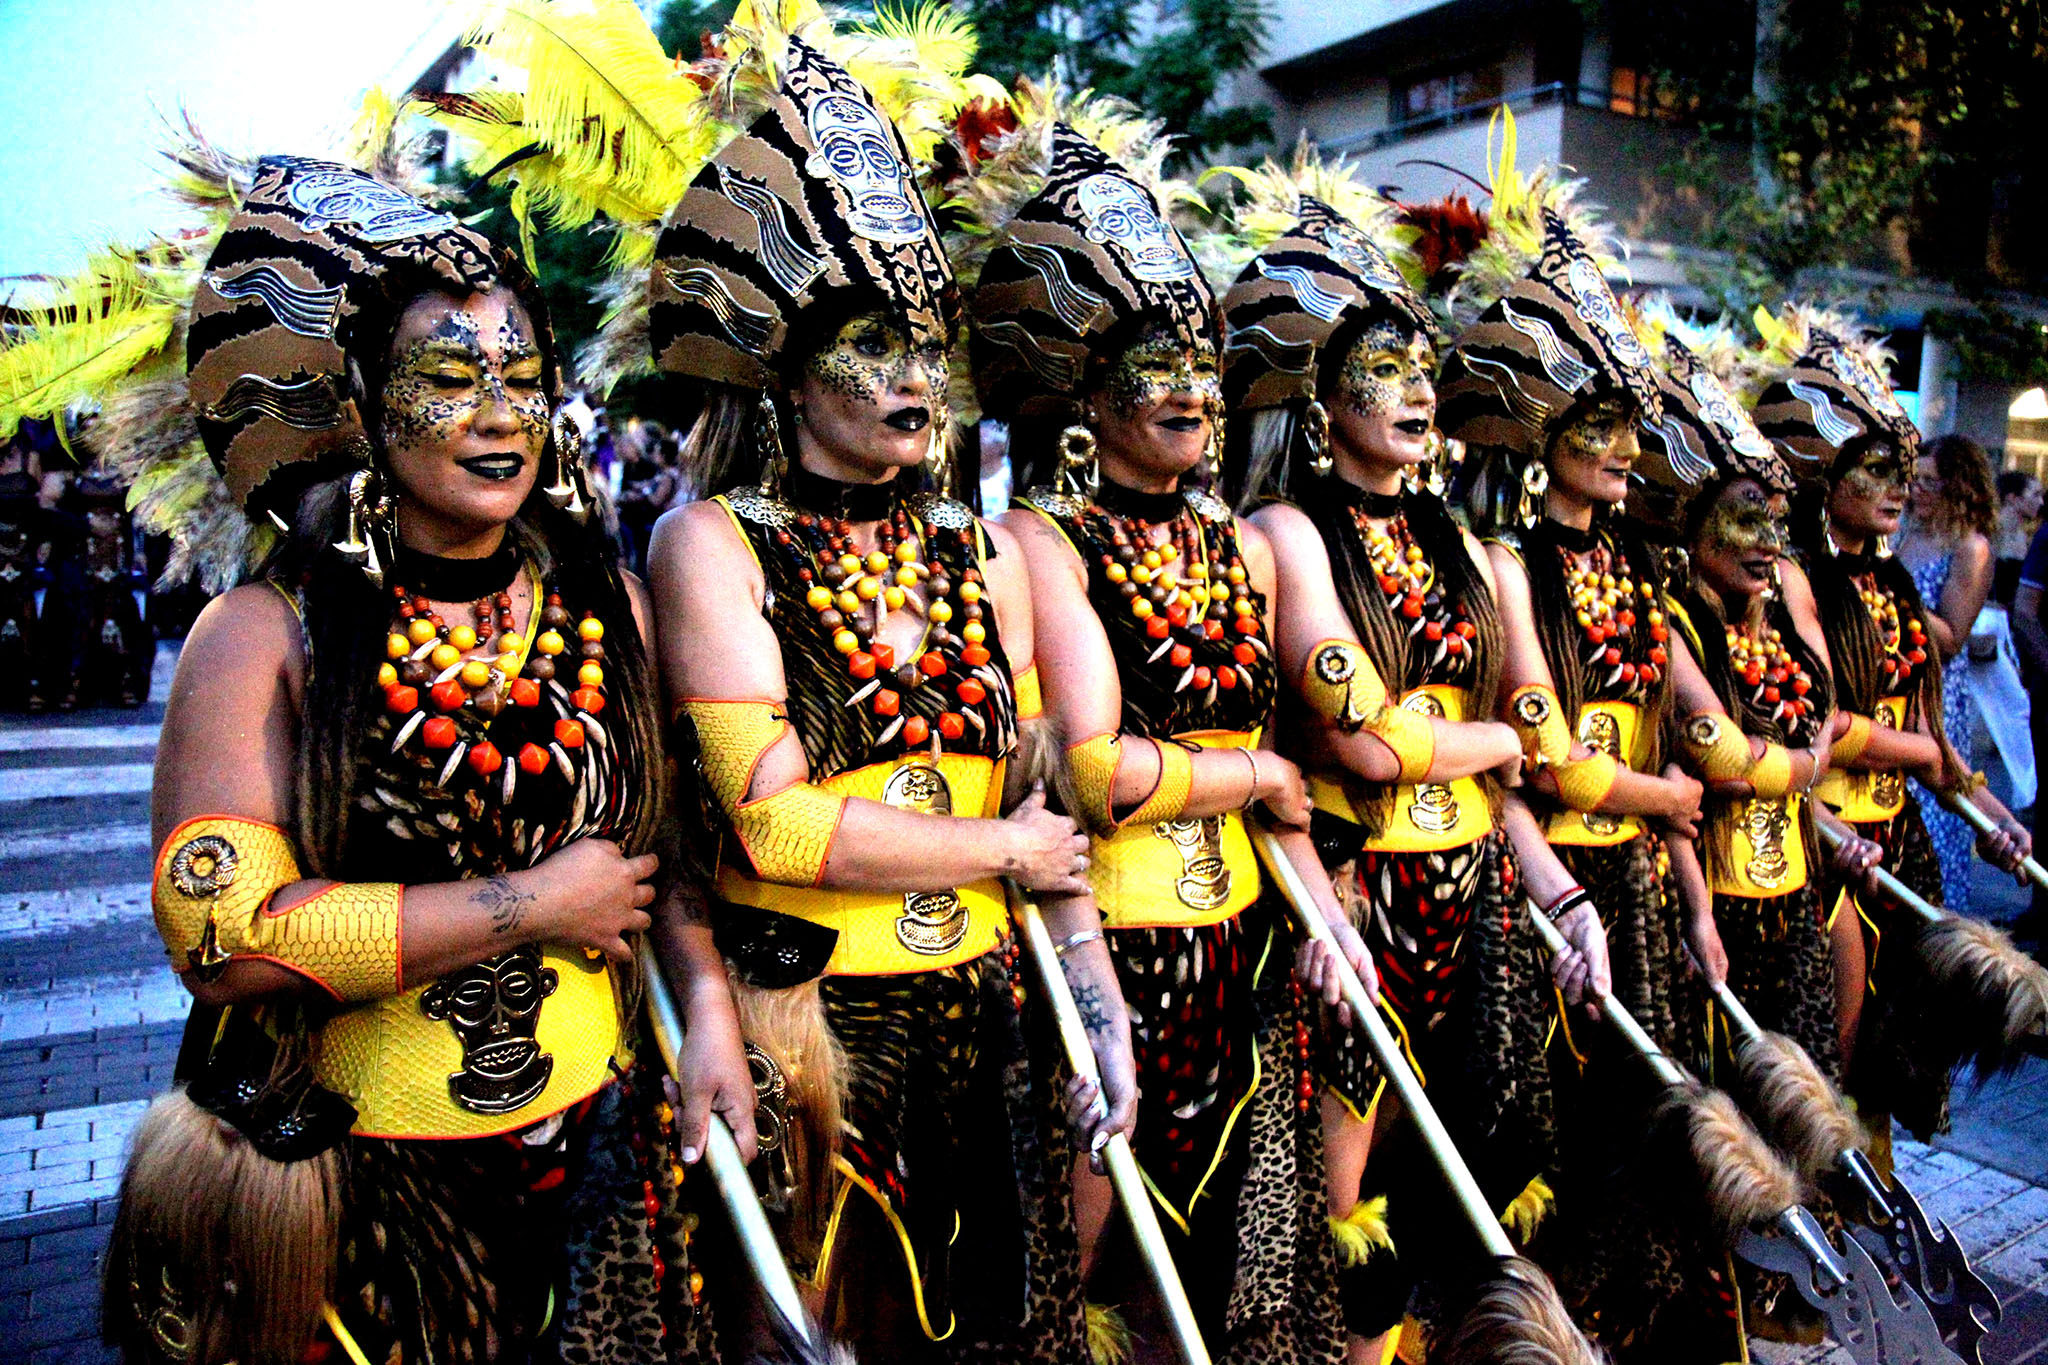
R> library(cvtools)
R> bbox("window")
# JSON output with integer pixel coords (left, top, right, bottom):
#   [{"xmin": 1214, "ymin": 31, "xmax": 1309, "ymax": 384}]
[{"xmin": 1392, "ymin": 59, "xmax": 1504, "ymax": 127}]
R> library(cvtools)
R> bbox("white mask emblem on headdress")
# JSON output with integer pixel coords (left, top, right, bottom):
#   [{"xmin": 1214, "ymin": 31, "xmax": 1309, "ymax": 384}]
[
  {"xmin": 1824, "ymin": 344, "xmax": 1905, "ymax": 417},
  {"xmin": 805, "ymin": 95, "xmax": 927, "ymax": 245},
  {"xmin": 1565, "ymin": 256, "xmax": 1651, "ymax": 367},
  {"xmin": 288, "ymin": 171, "xmax": 458, "ymax": 243},
  {"xmin": 1322, "ymin": 222, "xmax": 1405, "ymax": 293},
  {"xmin": 1689, "ymin": 370, "xmax": 1774, "ymax": 463},
  {"xmin": 1076, "ymin": 174, "xmax": 1194, "ymax": 283}
]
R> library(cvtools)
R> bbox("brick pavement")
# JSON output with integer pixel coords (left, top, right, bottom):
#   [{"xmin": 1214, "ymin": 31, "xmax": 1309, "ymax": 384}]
[{"xmin": 0, "ymin": 643, "xmax": 2045, "ymax": 1365}]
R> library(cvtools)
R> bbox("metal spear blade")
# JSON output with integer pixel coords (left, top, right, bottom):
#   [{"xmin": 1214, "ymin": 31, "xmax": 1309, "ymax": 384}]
[
  {"xmin": 1836, "ymin": 1150, "xmax": 2002, "ymax": 1364},
  {"xmin": 1738, "ymin": 1206, "xmax": 1967, "ymax": 1365}
]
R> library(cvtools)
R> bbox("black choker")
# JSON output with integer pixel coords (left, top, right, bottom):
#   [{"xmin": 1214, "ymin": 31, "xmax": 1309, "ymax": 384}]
[
  {"xmin": 393, "ymin": 539, "xmax": 522, "ymax": 601},
  {"xmin": 1341, "ymin": 485, "xmax": 1404, "ymax": 519},
  {"xmin": 1545, "ymin": 517, "xmax": 1602, "ymax": 555},
  {"xmin": 785, "ymin": 461, "xmax": 900, "ymax": 522},
  {"xmin": 1095, "ymin": 477, "xmax": 1186, "ymax": 524}
]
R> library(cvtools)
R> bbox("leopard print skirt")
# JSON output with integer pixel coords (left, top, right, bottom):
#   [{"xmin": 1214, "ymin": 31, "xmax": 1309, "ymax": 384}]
[{"xmin": 1713, "ymin": 879, "xmax": 1839, "ymax": 1086}]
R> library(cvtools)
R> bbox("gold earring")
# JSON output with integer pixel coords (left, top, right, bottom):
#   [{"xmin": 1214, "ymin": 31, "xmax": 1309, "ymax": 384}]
[
  {"xmin": 1058, "ymin": 423, "xmax": 1099, "ymax": 499},
  {"xmin": 1518, "ymin": 458, "xmax": 1550, "ymax": 528},
  {"xmin": 544, "ymin": 413, "xmax": 587, "ymax": 520},
  {"xmin": 1205, "ymin": 407, "xmax": 1225, "ymax": 486},
  {"xmin": 1303, "ymin": 400, "xmax": 1332, "ymax": 477},
  {"xmin": 1423, "ymin": 429, "xmax": 1448, "ymax": 498},
  {"xmin": 927, "ymin": 405, "xmax": 953, "ymax": 498},
  {"xmin": 755, "ymin": 393, "xmax": 786, "ymax": 498},
  {"xmin": 333, "ymin": 467, "xmax": 390, "ymax": 588}
]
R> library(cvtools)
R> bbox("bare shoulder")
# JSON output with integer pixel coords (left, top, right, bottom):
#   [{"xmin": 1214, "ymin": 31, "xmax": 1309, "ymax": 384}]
[
  {"xmin": 620, "ymin": 568, "xmax": 655, "ymax": 643},
  {"xmin": 980, "ymin": 513, "xmax": 1026, "ymax": 561},
  {"xmin": 180, "ymin": 583, "xmax": 302, "ymax": 691},
  {"xmin": 650, "ymin": 497, "xmax": 755, "ymax": 596},
  {"xmin": 1960, "ymin": 531, "xmax": 1994, "ymax": 570},
  {"xmin": 1460, "ymin": 526, "xmax": 1500, "ymax": 593}
]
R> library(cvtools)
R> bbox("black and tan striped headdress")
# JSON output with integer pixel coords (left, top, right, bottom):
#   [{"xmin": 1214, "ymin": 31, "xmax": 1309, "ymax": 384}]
[
  {"xmin": 649, "ymin": 35, "xmax": 959, "ymax": 389},
  {"xmin": 1748, "ymin": 304, "xmax": 1919, "ymax": 480},
  {"xmin": 187, "ymin": 155, "xmax": 543, "ymax": 519},
  {"xmin": 969, "ymin": 124, "xmax": 1217, "ymax": 423}
]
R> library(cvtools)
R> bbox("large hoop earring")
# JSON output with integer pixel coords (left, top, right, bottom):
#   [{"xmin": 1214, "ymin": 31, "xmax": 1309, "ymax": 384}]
[
  {"xmin": 333, "ymin": 467, "xmax": 392, "ymax": 588},
  {"xmin": 1517, "ymin": 458, "xmax": 1550, "ymax": 529},
  {"xmin": 1058, "ymin": 423, "xmax": 1099, "ymax": 500},
  {"xmin": 1302, "ymin": 400, "xmax": 1332, "ymax": 478},
  {"xmin": 754, "ymin": 392, "xmax": 787, "ymax": 498}
]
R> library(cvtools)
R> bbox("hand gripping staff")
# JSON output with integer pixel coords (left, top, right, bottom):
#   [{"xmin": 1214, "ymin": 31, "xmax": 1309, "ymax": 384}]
[
  {"xmin": 1939, "ymin": 788, "xmax": 2048, "ymax": 895},
  {"xmin": 1704, "ymin": 975, "xmax": 2000, "ymax": 1363},
  {"xmin": 1248, "ymin": 824, "xmax": 1602, "ymax": 1365},
  {"xmin": 637, "ymin": 942, "xmax": 838, "ymax": 1365},
  {"xmin": 1005, "ymin": 884, "xmax": 1214, "ymax": 1365},
  {"xmin": 1525, "ymin": 904, "xmax": 1966, "ymax": 1365}
]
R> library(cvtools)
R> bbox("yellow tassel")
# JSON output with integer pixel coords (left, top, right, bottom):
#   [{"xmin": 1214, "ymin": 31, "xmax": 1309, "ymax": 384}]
[
  {"xmin": 1085, "ymin": 1302, "xmax": 1134, "ymax": 1365},
  {"xmin": 1498, "ymin": 1174, "xmax": 1556, "ymax": 1242},
  {"xmin": 1330, "ymin": 1194, "xmax": 1395, "ymax": 1266}
]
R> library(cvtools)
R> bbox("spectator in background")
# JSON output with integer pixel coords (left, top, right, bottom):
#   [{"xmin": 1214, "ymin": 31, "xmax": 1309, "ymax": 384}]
[
  {"xmin": 1898, "ymin": 433, "xmax": 1999, "ymax": 913},
  {"xmin": 1994, "ymin": 469, "xmax": 2043, "ymax": 605},
  {"xmin": 616, "ymin": 424, "xmax": 677, "ymax": 575}
]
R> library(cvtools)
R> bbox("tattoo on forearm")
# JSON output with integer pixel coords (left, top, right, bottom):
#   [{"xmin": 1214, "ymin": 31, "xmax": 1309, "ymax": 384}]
[
  {"xmin": 1071, "ymin": 979, "xmax": 1113, "ymax": 1037},
  {"xmin": 473, "ymin": 874, "xmax": 535, "ymax": 935}
]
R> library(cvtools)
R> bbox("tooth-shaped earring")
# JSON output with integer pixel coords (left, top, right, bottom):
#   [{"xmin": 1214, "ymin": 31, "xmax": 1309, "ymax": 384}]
[{"xmin": 334, "ymin": 468, "xmax": 388, "ymax": 588}]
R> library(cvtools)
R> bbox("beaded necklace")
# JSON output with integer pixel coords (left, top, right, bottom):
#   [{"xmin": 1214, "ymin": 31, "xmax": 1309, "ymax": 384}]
[
  {"xmin": 1849, "ymin": 570, "xmax": 1928, "ymax": 685},
  {"xmin": 1095, "ymin": 499, "xmax": 1263, "ymax": 697},
  {"xmin": 1557, "ymin": 533, "xmax": 1668, "ymax": 691},
  {"xmin": 1352, "ymin": 507, "xmax": 1479, "ymax": 660},
  {"xmin": 378, "ymin": 577, "xmax": 608, "ymax": 791},
  {"xmin": 783, "ymin": 499, "xmax": 994, "ymax": 751},
  {"xmin": 1725, "ymin": 622, "xmax": 1816, "ymax": 725}
]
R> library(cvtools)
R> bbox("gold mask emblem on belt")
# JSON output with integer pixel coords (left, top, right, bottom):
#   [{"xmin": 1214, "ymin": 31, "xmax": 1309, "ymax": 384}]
[
  {"xmin": 420, "ymin": 945, "xmax": 560, "ymax": 1115},
  {"xmin": 1868, "ymin": 706, "xmax": 1905, "ymax": 808},
  {"xmin": 884, "ymin": 759, "xmax": 970, "ymax": 955},
  {"xmin": 1742, "ymin": 797, "xmax": 1791, "ymax": 889},
  {"xmin": 1578, "ymin": 710, "xmax": 1623, "ymax": 835},
  {"xmin": 1154, "ymin": 815, "xmax": 1231, "ymax": 911},
  {"xmin": 1402, "ymin": 692, "xmax": 1459, "ymax": 833}
]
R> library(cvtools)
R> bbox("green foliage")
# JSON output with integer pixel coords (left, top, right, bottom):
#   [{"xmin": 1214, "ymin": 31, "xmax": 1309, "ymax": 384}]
[
  {"xmin": 1926, "ymin": 302, "xmax": 2048, "ymax": 387},
  {"xmin": 653, "ymin": 0, "xmax": 740, "ymax": 57},
  {"xmin": 962, "ymin": 0, "xmax": 1274, "ymax": 162}
]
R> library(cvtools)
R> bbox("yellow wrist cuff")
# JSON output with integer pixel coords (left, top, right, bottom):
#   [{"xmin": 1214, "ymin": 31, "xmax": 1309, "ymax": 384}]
[
  {"xmin": 1125, "ymin": 740, "xmax": 1196, "ymax": 828},
  {"xmin": 1509, "ymin": 684, "xmax": 1572, "ymax": 767},
  {"xmin": 1833, "ymin": 713, "xmax": 1873, "ymax": 764},
  {"xmin": 1013, "ymin": 663, "xmax": 1043, "ymax": 721},
  {"xmin": 153, "ymin": 816, "xmax": 401, "ymax": 1002},
  {"xmin": 1748, "ymin": 743, "xmax": 1795, "ymax": 799},
  {"xmin": 1301, "ymin": 638, "xmax": 1389, "ymax": 733},
  {"xmin": 1067, "ymin": 732, "xmax": 1122, "ymax": 831},
  {"xmin": 683, "ymin": 697, "xmax": 845, "ymax": 886},
  {"xmin": 1682, "ymin": 712, "xmax": 1755, "ymax": 781},
  {"xmin": 1363, "ymin": 704, "xmax": 1437, "ymax": 784},
  {"xmin": 1552, "ymin": 750, "xmax": 1620, "ymax": 811}
]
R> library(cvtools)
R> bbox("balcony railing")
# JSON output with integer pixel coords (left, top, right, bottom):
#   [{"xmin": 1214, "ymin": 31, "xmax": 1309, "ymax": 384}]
[{"xmin": 1327, "ymin": 80, "xmax": 1610, "ymax": 155}]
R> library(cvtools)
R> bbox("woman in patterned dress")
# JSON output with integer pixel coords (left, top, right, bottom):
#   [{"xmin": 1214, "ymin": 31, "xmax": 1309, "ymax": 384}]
[
  {"xmin": 964, "ymin": 110, "xmax": 1346, "ymax": 1358},
  {"xmin": 644, "ymin": 39, "xmax": 1126, "ymax": 1363}
]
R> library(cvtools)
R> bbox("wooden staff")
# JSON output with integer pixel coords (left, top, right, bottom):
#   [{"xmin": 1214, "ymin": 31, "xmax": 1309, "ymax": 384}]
[
  {"xmin": 1938, "ymin": 787, "xmax": 2048, "ymax": 894},
  {"xmin": 1816, "ymin": 821, "xmax": 1943, "ymax": 924},
  {"xmin": 1006, "ymin": 885, "xmax": 1214, "ymax": 1365}
]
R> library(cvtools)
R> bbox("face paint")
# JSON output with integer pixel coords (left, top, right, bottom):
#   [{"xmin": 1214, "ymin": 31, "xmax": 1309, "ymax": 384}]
[
  {"xmin": 1100, "ymin": 324, "xmax": 1222, "ymax": 423},
  {"xmin": 803, "ymin": 311, "xmax": 950, "ymax": 414},
  {"xmin": 1552, "ymin": 394, "xmax": 1638, "ymax": 464},
  {"xmin": 1334, "ymin": 321, "xmax": 1436, "ymax": 419},
  {"xmin": 380, "ymin": 306, "xmax": 549, "ymax": 458},
  {"xmin": 1839, "ymin": 442, "xmax": 1908, "ymax": 502},
  {"xmin": 1701, "ymin": 482, "xmax": 1787, "ymax": 557}
]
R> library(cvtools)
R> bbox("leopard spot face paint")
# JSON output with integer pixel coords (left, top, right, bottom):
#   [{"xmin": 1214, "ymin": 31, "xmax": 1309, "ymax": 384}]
[
  {"xmin": 803, "ymin": 311, "xmax": 950, "ymax": 413},
  {"xmin": 1838, "ymin": 442, "xmax": 1909, "ymax": 502},
  {"xmin": 380, "ymin": 306, "xmax": 549, "ymax": 455},
  {"xmin": 1334, "ymin": 321, "xmax": 1436, "ymax": 419},
  {"xmin": 1100, "ymin": 325, "xmax": 1222, "ymax": 423},
  {"xmin": 1701, "ymin": 481, "xmax": 1787, "ymax": 556}
]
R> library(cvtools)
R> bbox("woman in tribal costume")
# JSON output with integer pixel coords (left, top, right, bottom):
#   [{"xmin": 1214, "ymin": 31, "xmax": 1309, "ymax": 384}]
[
  {"xmin": 1212, "ymin": 149, "xmax": 1600, "ymax": 1364},
  {"xmin": 1747, "ymin": 307, "xmax": 2030, "ymax": 1142},
  {"xmin": 642, "ymin": 38, "xmax": 1124, "ymax": 1363},
  {"xmin": 963, "ymin": 106, "xmax": 1345, "ymax": 1360},
  {"xmin": 12, "ymin": 140, "xmax": 741, "ymax": 1365}
]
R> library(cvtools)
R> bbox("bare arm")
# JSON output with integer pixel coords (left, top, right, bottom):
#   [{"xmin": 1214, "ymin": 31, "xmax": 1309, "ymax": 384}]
[
  {"xmin": 1928, "ymin": 534, "xmax": 1993, "ymax": 662},
  {"xmin": 1497, "ymin": 793, "xmax": 1611, "ymax": 1008},
  {"xmin": 648, "ymin": 502, "xmax": 1088, "ymax": 895},
  {"xmin": 155, "ymin": 585, "xmax": 657, "ymax": 1010},
  {"xmin": 1252, "ymin": 502, "xmax": 1519, "ymax": 785}
]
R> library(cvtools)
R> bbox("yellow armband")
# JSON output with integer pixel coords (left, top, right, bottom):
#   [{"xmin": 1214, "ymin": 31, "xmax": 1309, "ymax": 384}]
[
  {"xmin": 1552, "ymin": 750, "xmax": 1620, "ymax": 811},
  {"xmin": 1125, "ymin": 739, "xmax": 1196, "ymax": 827},
  {"xmin": 1013, "ymin": 663, "xmax": 1043, "ymax": 721},
  {"xmin": 1832, "ymin": 713, "xmax": 1873, "ymax": 764},
  {"xmin": 1685, "ymin": 711, "xmax": 1799, "ymax": 796},
  {"xmin": 1509, "ymin": 684, "xmax": 1573, "ymax": 767},
  {"xmin": 1301, "ymin": 639, "xmax": 1388, "ymax": 732},
  {"xmin": 1065, "ymin": 732, "xmax": 1194, "ymax": 830},
  {"xmin": 1302, "ymin": 639, "xmax": 1435, "ymax": 782},
  {"xmin": 682, "ymin": 698, "xmax": 846, "ymax": 887},
  {"xmin": 152, "ymin": 816, "xmax": 401, "ymax": 1002}
]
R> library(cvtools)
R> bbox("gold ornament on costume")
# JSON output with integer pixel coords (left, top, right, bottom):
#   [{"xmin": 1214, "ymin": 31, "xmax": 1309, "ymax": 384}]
[
  {"xmin": 1153, "ymin": 815, "xmax": 1231, "ymax": 911},
  {"xmin": 884, "ymin": 757, "xmax": 970, "ymax": 955}
]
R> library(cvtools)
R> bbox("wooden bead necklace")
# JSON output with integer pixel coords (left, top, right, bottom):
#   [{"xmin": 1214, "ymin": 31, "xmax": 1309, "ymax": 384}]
[
  {"xmin": 1561, "ymin": 540, "xmax": 1668, "ymax": 688},
  {"xmin": 377, "ymin": 582, "xmax": 608, "ymax": 790},
  {"xmin": 1353, "ymin": 508, "xmax": 1479, "ymax": 657},
  {"xmin": 1851, "ymin": 572, "xmax": 1928, "ymax": 681},
  {"xmin": 1725, "ymin": 624, "xmax": 1815, "ymax": 723},
  {"xmin": 1099, "ymin": 507, "xmax": 1263, "ymax": 696}
]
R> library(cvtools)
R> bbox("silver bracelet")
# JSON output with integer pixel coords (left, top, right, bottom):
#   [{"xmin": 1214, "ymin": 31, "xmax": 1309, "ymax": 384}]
[
  {"xmin": 1241, "ymin": 748, "xmax": 1262, "ymax": 811},
  {"xmin": 1055, "ymin": 928, "xmax": 1104, "ymax": 958}
]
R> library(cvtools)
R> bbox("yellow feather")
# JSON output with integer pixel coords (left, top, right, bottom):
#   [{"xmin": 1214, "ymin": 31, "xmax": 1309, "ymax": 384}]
[
  {"xmin": 1497, "ymin": 1174, "xmax": 1555, "ymax": 1242},
  {"xmin": 0, "ymin": 248, "xmax": 182, "ymax": 440},
  {"xmin": 1084, "ymin": 1303, "xmax": 1133, "ymax": 1365},
  {"xmin": 1330, "ymin": 1194, "xmax": 1395, "ymax": 1266}
]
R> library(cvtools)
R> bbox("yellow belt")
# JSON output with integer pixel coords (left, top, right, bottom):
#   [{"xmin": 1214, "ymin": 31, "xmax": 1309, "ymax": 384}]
[
  {"xmin": 718, "ymin": 752, "xmax": 1011, "ymax": 975},
  {"xmin": 315, "ymin": 945, "xmax": 623, "ymax": 1140},
  {"xmin": 1547, "ymin": 699, "xmax": 1651, "ymax": 846},
  {"xmin": 1093, "ymin": 730, "xmax": 1262, "ymax": 930},
  {"xmin": 1709, "ymin": 793, "xmax": 1809, "ymax": 897},
  {"xmin": 1814, "ymin": 696, "xmax": 1909, "ymax": 822},
  {"xmin": 1312, "ymin": 685, "xmax": 1493, "ymax": 853}
]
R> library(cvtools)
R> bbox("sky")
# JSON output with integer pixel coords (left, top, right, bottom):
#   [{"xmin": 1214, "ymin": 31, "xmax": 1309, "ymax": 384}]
[{"xmin": 0, "ymin": 0, "xmax": 468, "ymax": 285}]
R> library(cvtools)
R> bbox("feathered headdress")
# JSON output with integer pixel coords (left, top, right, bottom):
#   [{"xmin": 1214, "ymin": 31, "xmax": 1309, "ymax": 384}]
[
  {"xmin": 1435, "ymin": 107, "xmax": 1662, "ymax": 466},
  {"xmin": 1744, "ymin": 302, "xmax": 1919, "ymax": 483},
  {"xmin": 0, "ymin": 100, "xmax": 482, "ymax": 592}
]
